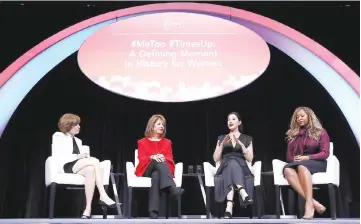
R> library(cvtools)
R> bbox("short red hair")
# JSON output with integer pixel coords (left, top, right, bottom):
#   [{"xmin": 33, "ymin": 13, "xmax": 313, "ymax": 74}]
[{"xmin": 58, "ymin": 113, "xmax": 81, "ymax": 133}]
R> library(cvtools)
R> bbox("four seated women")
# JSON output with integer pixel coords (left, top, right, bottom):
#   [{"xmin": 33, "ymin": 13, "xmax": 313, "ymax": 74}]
[{"xmin": 51, "ymin": 107, "xmax": 331, "ymax": 219}]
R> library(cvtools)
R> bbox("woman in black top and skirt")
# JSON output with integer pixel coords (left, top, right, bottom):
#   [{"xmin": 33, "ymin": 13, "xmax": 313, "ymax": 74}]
[{"xmin": 213, "ymin": 112, "xmax": 254, "ymax": 218}]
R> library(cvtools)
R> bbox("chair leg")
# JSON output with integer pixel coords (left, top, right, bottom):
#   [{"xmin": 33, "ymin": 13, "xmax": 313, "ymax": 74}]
[
  {"xmin": 275, "ymin": 185, "xmax": 280, "ymax": 219},
  {"xmin": 297, "ymin": 194, "xmax": 304, "ymax": 219},
  {"xmin": 255, "ymin": 186, "xmax": 262, "ymax": 219},
  {"xmin": 250, "ymin": 187, "xmax": 255, "ymax": 219},
  {"xmin": 177, "ymin": 193, "xmax": 182, "ymax": 219},
  {"xmin": 336, "ymin": 185, "xmax": 342, "ymax": 218},
  {"xmin": 102, "ymin": 185, "xmax": 108, "ymax": 219},
  {"xmin": 127, "ymin": 187, "xmax": 132, "ymax": 218},
  {"xmin": 48, "ymin": 183, "xmax": 56, "ymax": 219},
  {"xmin": 328, "ymin": 183, "xmax": 337, "ymax": 220},
  {"xmin": 287, "ymin": 188, "xmax": 295, "ymax": 215},
  {"xmin": 205, "ymin": 187, "xmax": 211, "ymax": 219},
  {"xmin": 249, "ymin": 204, "xmax": 254, "ymax": 219}
]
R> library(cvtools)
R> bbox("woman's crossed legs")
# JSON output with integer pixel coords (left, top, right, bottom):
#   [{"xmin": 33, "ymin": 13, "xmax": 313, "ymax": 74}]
[
  {"xmin": 284, "ymin": 166, "xmax": 326, "ymax": 219},
  {"xmin": 72, "ymin": 157, "xmax": 115, "ymax": 216}
]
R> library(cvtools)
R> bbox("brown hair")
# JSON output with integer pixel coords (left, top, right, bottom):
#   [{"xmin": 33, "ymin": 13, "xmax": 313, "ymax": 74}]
[
  {"xmin": 144, "ymin": 114, "xmax": 167, "ymax": 138},
  {"xmin": 286, "ymin": 107, "xmax": 323, "ymax": 142},
  {"xmin": 58, "ymin": 113, "xmax": 81, "ymax": 133}
]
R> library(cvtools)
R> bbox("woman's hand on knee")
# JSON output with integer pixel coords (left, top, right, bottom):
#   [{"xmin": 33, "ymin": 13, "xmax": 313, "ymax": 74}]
[{"xmin": 157, "ymin": 154, "xmax": 165, "ymax": 162}]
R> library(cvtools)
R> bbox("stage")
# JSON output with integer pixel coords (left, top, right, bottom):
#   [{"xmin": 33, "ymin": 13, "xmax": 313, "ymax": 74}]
[{"xmin": 0, "ymin": 218, "xmax": 359, "ymax": 224}]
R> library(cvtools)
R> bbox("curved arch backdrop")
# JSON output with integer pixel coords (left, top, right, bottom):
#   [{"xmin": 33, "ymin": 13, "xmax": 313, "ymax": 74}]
[{"xmin": 0, "ymin": 3, "xmax": 359, "ymax": 143}]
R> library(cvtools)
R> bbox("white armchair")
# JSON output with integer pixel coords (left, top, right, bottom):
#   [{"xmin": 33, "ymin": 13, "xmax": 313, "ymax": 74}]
[
  {"xmin": 45, "ymin": 144, "xmax": 112, "ymax": 219},
  {"xmin": 126, "ymin": 149, "xmax": 183, "ymax": 218},
  {"xmin": 203, "ymin": 160, "xmax": 263, "ymax": 218},
  {"xmin": 272, "ymin": 142, "xmax": 339, "ymax": 219}
]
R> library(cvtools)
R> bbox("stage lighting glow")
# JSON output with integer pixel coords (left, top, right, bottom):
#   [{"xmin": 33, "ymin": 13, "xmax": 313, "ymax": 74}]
[{"xmin": 77, "ymin": 12, "xmax": 271, "ymax": 102}]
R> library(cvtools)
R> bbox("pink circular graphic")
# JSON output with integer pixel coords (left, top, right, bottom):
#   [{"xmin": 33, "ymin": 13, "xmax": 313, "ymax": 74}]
[{"xmin": 77, "ymin": 12, "xmax": 270, "ymax": 102}]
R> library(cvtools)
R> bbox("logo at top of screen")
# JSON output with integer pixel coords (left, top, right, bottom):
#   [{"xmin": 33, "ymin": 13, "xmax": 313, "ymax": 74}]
[{"xmin": 163, "ymin": 16, "xmax": 181, "ymax": 30}]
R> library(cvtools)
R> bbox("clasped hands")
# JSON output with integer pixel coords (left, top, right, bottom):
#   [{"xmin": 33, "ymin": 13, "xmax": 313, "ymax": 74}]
[
  {"xmin": 151, "ymin": 153, "xmax": 165, "ymax": 162},
  {"xmin": 294, "ymin": 155, "xmax": 310, "ymax": 162}
]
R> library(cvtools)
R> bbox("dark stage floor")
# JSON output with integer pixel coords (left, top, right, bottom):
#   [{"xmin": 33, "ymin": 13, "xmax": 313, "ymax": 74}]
[{"xmin": 0, "ymin": 218, "xmax": 359, "ymax": 224}]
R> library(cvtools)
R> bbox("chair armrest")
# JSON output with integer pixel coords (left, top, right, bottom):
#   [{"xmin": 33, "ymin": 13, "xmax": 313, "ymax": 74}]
[
  {"xmin": 45, "ymin": 156, "xmax": 63, "ymax": 186},
  {"xmin": 272, "ymin": 159, "xmax": 287, "ymax": 185},
  {"xmin": 203, "ymin": 162, "xmax": 216, "ymax": 187},
  {"xmin": 126, "ymin": 161, "xmax": 136, "ymax": 186},
  {"xmin": 99, "ymin": 160, "xmax": 111, "ymax": 186},
  {"xmin": 174, "ymin": 162, "xmax": 183, "ymax": 187},
  {"xmin": 251, "ymin": 161, "xmax": 262, "ymax": 186},
  {"xmin": 326, "ymin": 155, "xmax": 340, "ymax": 186}
]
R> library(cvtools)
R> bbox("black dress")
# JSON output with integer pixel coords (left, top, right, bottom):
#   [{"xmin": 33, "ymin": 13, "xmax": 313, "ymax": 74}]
[
  {"xmin": 214, "ymin": 134, "xmax": 254, "ymax": 203},
  {"xmin": 63, "ymin": 137, "xmax": 80, "ymax": 173}
]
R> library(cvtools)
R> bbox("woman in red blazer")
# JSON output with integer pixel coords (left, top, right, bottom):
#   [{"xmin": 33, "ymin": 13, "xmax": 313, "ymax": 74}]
[{"xmin": 135, "ymin": 114, "xmax": 184, "ymax": 219}]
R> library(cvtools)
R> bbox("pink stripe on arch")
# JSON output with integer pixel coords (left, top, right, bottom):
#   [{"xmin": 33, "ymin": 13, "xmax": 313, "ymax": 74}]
[{"xmin": 0, "ymin": 2, "xmax": 359, "ymax": 94}]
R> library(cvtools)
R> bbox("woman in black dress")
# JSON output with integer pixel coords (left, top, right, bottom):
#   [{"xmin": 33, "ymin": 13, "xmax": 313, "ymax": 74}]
[{"xmin": 213, "ymin": 112, "xmax": 254, "ymax": 218}]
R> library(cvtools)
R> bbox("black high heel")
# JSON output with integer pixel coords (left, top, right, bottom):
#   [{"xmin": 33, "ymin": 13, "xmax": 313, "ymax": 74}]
[
  {"xmin": 236, "ymin": 186, "xmax": 253, "ymax": 206},
  {"xmin": 99, "ymin": 200, "xmax": 117, "ymax": 208},
  {"xmin": 81, "ymin": 214, "xmax": 91, "ymax": 219},
  {"xmin": 169, "ymin": 186, "xmax": 185, "ymax": 197},
  {"xmin": 149, "ymin": 210, "xmax": 159, "ymax": 219},
  {"xmin": 224, "ymin": 200, "xmax": 233, "ymax": 219}
]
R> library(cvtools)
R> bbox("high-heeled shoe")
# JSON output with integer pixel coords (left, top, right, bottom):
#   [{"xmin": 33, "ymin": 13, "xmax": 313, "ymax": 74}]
[
  {"xmin": 149, "ymin": 210, "xmax": 159, "ymax": 219},
  {"xmin": 235, "ymin": 186, "xmax": 253, "ymax": 205},
  {"xmin": 224, "ymin": 200, "xmax": 233, "ymax": 219},
  {"xmin": 169, "ymin": 186, "xmax": 185, "ymax": 197},
  {"xmin": 81, "ymin": 215, "xmax": 91, "ymax": 219},
  {"xmin": 315, "ymin": 204, "xmax": 326, "ymax": 214},
  {"xmin": 99, "ymin": 200, "xmax": 118, "ymax": 208},
  {"xmin": 303, "ymin": 215, "xmax": 314, "ymax": 220},
  {"xmin": 303, "ymin": 202, "xmax": 315, "ymax": 220}
]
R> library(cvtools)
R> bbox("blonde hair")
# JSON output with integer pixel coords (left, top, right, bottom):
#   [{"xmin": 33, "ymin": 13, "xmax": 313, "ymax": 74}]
[
  {"xmin": 58, "ymin": 113, "xmax": 81, "ymax": 133},
  {"xmin": 286, "ymin": 107, "xmax": 323, "ymax": 142},
  {"xmin": 144, "ymin": 114, "xmax": 166, "ymax": 138}
]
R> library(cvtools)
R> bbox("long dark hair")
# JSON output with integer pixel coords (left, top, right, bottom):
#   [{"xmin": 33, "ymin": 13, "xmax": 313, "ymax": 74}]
[{"xmin": 228, "ymin": 112, "xmax": 244, "ymax": 132}]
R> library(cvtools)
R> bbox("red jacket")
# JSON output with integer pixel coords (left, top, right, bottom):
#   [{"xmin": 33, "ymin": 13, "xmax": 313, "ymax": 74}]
[{"xmin": 135, "ymin": 137, "xmax": 175, "ymax": 177}]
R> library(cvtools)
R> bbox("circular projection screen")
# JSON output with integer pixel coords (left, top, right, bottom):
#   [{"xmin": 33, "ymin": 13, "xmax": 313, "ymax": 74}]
[
  {"xmin": 77, "ymin": 12, "xmax": 271, "ymax": 102},
  {"xmin": 0, "ymin": 3, "xmax": 359, "ymax": 144}
]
